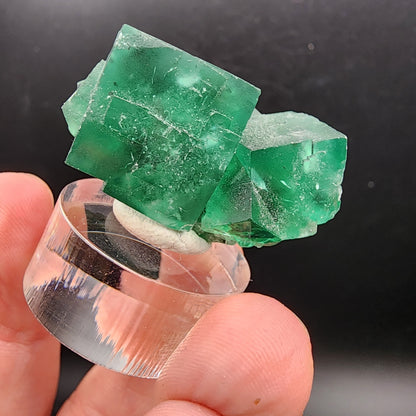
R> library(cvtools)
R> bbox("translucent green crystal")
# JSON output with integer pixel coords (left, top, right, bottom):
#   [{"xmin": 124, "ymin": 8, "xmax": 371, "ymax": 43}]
[
  {"xmin": 200, "ymin": 111, "xmax": 347, "ymax": 247},
  {"xmin": 63, "ymin": 24, "xmax": 260, "ymax": 230},
  {"xmin": 63, "ymin": 25, "xmax": 347, "ymax": 248},
  {"xmin": 62, "ymin": 60, "xmax": 105, "ymax": 137}
]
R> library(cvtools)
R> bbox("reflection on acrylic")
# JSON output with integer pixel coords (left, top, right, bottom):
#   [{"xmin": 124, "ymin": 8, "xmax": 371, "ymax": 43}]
[{"xmin": 24, "ymin": 179, "xmax": 250, "ymax": 378}]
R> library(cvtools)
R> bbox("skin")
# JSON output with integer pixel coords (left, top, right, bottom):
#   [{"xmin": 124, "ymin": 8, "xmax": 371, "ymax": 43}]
[{"xmin": 0, "ymin": 172, "xmax": 313, "ymax": 416}]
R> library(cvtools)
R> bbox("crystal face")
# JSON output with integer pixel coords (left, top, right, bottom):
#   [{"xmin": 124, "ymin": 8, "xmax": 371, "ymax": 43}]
[
  {"xmin": 199, "ymin": 111, "xmax": 347, "ymax": 247},
  {"xmin": 63, "ymin": 24, "xmax": 260, "ymax": 230}
]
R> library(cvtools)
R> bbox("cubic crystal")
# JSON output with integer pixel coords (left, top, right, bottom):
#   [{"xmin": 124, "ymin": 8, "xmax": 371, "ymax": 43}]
[
  {"xmin": 63, "ymin": 25, "xmax": 348, "ymax": 248},
  {"xmin": 199, "ymin": 111, "xmax": 347, "ymax": 247},
  {"xmin": 63, "ymin": 24, "xmax": 260, "ymax": 230}
]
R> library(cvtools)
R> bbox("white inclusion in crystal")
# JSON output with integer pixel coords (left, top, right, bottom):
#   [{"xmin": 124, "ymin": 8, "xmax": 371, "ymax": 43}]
[
  {"xmin": 315, "ymin": 183, "xmax": 320, "ymax": 190},
  {"xmin": 303, "ymin": 156, "xmax": 319, "ymax": 173},
  {"xmin": 280, "ymin": 180, "xmax": 291, "ymax": 189},
  {"xmin": 251, "ymin": 168, "xmax": 267, "ymax": 190},
  {"xmin": 131, "ymin": 161, "xmax": 139, "ymax": 173},
  {"xmin": 201, "ymin": 134, "xmax": 219, "ymax": 149},
  {"xmin": 118, "ymin": 114, "xmax": 127, "ymax": 129},
  {"xmin": 177, "ymin": 73, "xmax": 200, "ymax": 88}
]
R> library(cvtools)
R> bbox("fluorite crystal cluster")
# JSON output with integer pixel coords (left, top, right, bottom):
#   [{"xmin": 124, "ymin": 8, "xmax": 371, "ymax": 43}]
[
  {"xmin": 200, "ymin": 110, "xmax": 347, "ymax": 247},
  {"xmin": 63, "ymin": 24, "xmax": 347, "ymax": 248}
]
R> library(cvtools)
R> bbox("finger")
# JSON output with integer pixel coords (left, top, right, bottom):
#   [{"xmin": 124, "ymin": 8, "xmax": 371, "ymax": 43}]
[
  {"xmin": 0, "ymin": 172, "xmax": 60, "ymax": 415},
  {"xmin": 158, "ymin": 292, "xmax": 313, "ymax": 416},
  {"xmin": 58, "ymin": 293, "xmax": 312, "ymax": 416},
  {"xmin": 144, "ymin": 400, "xmax": 219, "ymax": 416},
  {"xmin": 58, "ymin": 366, "xmax": 158, "ymax": 415}
]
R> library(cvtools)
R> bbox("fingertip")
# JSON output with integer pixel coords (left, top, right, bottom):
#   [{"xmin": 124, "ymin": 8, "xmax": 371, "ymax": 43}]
[
  {"xmin": 231, "ymin": 292, "xmax": 312, "ymax": 356},
  {"xmin": 0, "ymin": 171, "xmax": 54, "ymax": 210},
  {"xmin": 159, "ymin": 292, "xmax": 313, "ymax": 416},
  {"xmin": 0, "ymin": 172, "xmax": 54, "ymax": 267}
]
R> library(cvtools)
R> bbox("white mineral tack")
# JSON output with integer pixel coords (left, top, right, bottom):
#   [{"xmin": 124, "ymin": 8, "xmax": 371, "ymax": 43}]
[{"xmin": 113, "ymin": 199, "xmax": 211, "ymax": 255}]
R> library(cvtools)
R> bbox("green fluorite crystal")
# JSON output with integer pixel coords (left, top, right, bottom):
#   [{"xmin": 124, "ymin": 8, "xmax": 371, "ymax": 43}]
[
  {"xmin": 63, "ymin": 24, "xmax": 260, "ymax": 230},
  {"xmin": 63, "ymin": 24, "xmax": 347, "ymax": 248},
  {"xmin": 199, "ymin": 111, "xmax": 347, "ymax": 247}
]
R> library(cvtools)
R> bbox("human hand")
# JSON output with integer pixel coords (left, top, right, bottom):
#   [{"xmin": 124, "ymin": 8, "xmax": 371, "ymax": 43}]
[{"xmin": 0, "ymin": 172, "xmax": 313, "ymax": 416}]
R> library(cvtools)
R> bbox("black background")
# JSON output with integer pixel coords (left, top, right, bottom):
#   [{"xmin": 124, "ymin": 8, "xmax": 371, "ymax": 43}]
[{"xmin": 1, "ymin": 0, "xmax": 415, "ymax": 414}]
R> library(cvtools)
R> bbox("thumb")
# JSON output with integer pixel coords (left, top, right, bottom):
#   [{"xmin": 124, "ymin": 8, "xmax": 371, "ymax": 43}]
[{"xmin": 145, "ymin": 400, "xmax": 220, "ymax": 416}]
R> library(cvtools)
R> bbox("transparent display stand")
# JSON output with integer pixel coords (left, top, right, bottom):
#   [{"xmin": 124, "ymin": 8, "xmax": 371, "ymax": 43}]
[{"xmin": 24, "ymin": 179, "xmax": 250, "ymax": 378}]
